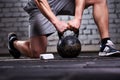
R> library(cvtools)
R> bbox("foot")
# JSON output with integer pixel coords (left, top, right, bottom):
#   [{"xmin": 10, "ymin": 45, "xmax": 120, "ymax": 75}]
[
  {"xmin": 8, "ymin": 33, "xmax": 21, "ymax": 58},
  {"xmin": 99, "ymin": 40, "xmax": 120, "ymax": 57}
]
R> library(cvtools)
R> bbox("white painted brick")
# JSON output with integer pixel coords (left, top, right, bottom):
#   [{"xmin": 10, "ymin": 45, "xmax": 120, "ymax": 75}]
[
  {"xmin": 86, "ymin": 25, "xmax": 97, "ymax": 29},
  {"xmin": 12, "ymin": 12, "xmax": 21, "ymax": 17},
  {"xmin": 109, "ymin": 14, "xmax": 117, "ymax": 19},
  {"xmin": 79, "ymin": 35, "xmax": 88, "ymax": 40},
  {"xmin": 89, "ymin": 20, "xmax": 95, "ymax": 24},
  {"xmin": 5, "ymin": 3, "xmax": 13, "ymax": 7},
  {"xmin": 92, "ymin": 30, "xmax": 99, "ymax": 34},
  {"xmin": 10, "ymin": 8, "xmax": 19, "ymax": 12},
  {"xmin": 91, "ymin": 40, "xmax": 100, "ymax": 44},
  {"xmin": 0, "ymin": 3, "xmax": 4, "ymax": 7},
  {"xmin": 1, "ymin": 18, "xmax": 17, "ymax": 22},
  {"xmin": 109, "ymin": 28, "xmax": 117, "ymax": 33},
  {"xmin": 110, "ymin": 33, "xmax": 120, "ymax": 38},
  {"xmin": 18, "ymin": 17, "xmax": 29, "ymax": 22},
  {"xmin": 2, "ymin": 8, "xmax": 10, "ymax": 12},
  {"xmin": 118, "ymin": 29, "xmax": 120, "ymax": 33},
  {"xmin": 109, "ymin": 19, "xmax": 114, "ymax": 23},
  {"xmin": 0, "ymin": 23, "xmax": 5, "ymax": 27},
  {"xmin": 83, "ymin": 29, "xmax": 91, "ymax": 35},
  {"xmin": 88, "ymin": 35, "xmax": 100, "ymax": 39},
  {"xmin": 48, "ymin": 41, "xmax": 58, "ymax": 46},
  {"xmin": 83, "ymin": 9, "xmax": 89, "ymax": 14},
  {"xmin": 117, "ymin": 4, "xmax": 120, "ymax": 9},
  {"xmin": 81, "ymin": 20, "xmax": 89, "ymax": 25},
  {"xmin": 109, "ymin": 9, "xmax": 115, "ymax": 13},
  {"xmin": 14, "ymin": 3, "xmax": 22, "ymax": 7},
  {"xmin": 108, "ymin": 0, "xmax": 114, "ymax": 3},
  {"xmin": 115, "ymin": 19, "xmax": 120, "ymax": 23},
  {"xmin": 80, "ymin": 25, "xmax": 86, "ymax": 29},
  {"xmin": 4, "ymin": 13, "xmax": 13, "ymax": 17},
  {"xmin": 82, "ymin": 14, "xmax": 93, "ymax": 19},
  {"xmin": 59, "ymin": 15, "xmax": 69, "ymax": 21},
  {"xmin": 5, "ymin": 23, "xmax": 13, "ymax": 27},
  {"xmin": 83, "ymin": 39, "xmax": 91, "ymax": 45},
  {"xmin": 108, "ymin": 4, "xmax": 115, "ymax": 9},
  {"xmin": 117, "ymin": 39, "xmax": 120, "ymax": 43}
]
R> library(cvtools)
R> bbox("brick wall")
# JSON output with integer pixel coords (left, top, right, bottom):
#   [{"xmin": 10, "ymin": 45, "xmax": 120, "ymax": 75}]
[{"xmin": 0, "ymin": 0, "xmax": 120, "ymax": 54}]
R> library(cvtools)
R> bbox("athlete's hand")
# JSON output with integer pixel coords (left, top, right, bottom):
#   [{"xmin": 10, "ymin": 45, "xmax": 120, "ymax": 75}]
[
  {"xmin": 67, "ymin": 19, "xmax": 81, "ymax": 32},
  {"xmin": 54, "ymin": 20, "xmax": 70, "ymax": 34}
]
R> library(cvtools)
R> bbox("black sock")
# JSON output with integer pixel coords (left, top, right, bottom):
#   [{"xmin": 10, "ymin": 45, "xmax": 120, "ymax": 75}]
[{"xmin": 101, "ymin": 38, "xmax": 110, "ymax": 45}]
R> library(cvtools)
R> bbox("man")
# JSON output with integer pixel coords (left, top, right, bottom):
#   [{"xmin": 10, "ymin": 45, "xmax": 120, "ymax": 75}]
[{"xmin": 8, "ymin": 0, "xmax": 120, "ymax": 58}]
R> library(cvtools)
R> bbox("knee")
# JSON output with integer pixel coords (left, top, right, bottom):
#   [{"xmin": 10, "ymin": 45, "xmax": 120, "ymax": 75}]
[
  {"xmin": 97, "ymin": 0, "xmax": 107, "ymax": 4},
  {"xmin": 30, "ymin": 49, "xmax": 46, "ymax": 58},
  {"xmin": 86, "ymin": 0, "xmax": 107, "ymax": 6}
]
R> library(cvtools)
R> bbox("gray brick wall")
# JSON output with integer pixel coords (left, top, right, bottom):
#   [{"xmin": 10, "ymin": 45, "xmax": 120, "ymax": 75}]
[{"xmin": 0, "ymin": 0, "xmax": 120, "ymax": 54}]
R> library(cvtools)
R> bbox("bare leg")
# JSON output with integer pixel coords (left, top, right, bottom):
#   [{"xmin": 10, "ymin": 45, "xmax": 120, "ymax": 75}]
[
  {"xmin": 93, "ymin": 0, "xmax": 109, "ymax": 39},
  {"xmin": 14, "ymin": 40, "xmax": 30, "ymax": 57},
  {"xmin": 13, "ymin": 36, "xmax": 47, "ymax": 58},
  {"xmin": 85, "ymin": 0, "xmax": 109, "ymax": 39}
]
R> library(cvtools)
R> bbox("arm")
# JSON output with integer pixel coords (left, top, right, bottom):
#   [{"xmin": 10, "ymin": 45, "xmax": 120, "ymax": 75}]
[
  {"xmin": 34, "ymin": 0, "xmax": 58, "ymax": 25},
  {"xmin": 68, "ymin": 0, "xmax": 85, "ymax": 31},
  {"xmin": 74, "ymin": 0, "xmax": 85, "ymax": 20},
  {"xmin": 34, "ymin": 0, "xmax": 69, "ymax": 33}
]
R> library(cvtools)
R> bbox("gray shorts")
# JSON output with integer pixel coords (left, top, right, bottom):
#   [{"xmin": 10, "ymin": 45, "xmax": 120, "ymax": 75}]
[{"xmin": 24, "ymin": 0, "xmax": 75, "ymax": 37}]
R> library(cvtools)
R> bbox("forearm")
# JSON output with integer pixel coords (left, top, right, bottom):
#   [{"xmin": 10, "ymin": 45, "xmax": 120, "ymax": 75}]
[
  {"xmin": 34, "ymin": 0, "xmax": 59, "ymax": 25},
  {"xmin": 67, "ymin": 0, "xmax": 86, "ymax": 31},
  {"xmin": 75, "ymin": 0, "xmax": 85, "ymax": 20}
]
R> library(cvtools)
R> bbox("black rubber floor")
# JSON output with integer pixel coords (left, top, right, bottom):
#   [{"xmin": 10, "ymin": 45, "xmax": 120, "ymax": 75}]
[{"xmin": 0, "ymin": 52, "xmax": 120, "ymax": 80}]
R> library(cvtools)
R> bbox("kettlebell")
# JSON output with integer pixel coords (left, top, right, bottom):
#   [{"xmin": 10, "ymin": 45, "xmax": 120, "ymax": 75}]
[{"xmin": 57, "ymin": 30, "xmax": 81, "ymax": 58}]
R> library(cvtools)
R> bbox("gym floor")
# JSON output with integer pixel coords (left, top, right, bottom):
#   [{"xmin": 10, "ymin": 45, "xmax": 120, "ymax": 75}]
[{"xmin": 0, "ymin": 52, "xmax": 120, "ymax": 80}]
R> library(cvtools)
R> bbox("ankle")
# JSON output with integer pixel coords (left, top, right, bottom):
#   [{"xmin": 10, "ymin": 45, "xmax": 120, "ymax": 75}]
[{"xmin": 101, "ymin": 37, "xmax": 110, "ymax": 45}]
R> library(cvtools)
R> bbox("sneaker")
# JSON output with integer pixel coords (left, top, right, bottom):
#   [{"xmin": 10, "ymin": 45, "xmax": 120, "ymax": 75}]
[
  {"xmin": 99, "ymin": 40, "xmax": 120, "ymax": 57},
  {"xmin": 8, "ymin": 33, "xmax": 21, "ymax": 58}
]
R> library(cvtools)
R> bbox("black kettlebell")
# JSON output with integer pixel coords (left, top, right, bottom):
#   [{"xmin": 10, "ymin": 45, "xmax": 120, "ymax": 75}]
[{"xmin": 57, "ymin": 30, "xmax": 81, "ymax": 58}]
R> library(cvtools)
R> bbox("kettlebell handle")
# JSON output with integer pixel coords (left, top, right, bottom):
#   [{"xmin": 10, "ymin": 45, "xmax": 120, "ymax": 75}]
[{"xmin": 58, "ymin": 30, "xmax": 79, "ymax": 39}]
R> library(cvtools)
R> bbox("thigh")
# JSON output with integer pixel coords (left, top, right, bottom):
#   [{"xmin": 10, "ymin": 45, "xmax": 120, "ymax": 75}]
[
  {"xmin": 56, "ymin": 0, "xmax": 96, "ymax": 15},
  {"xmin": 56, "ymin": 0, "xmax": 75, "ymax": 15},
  {"xmin": 29, "ymin": 13, "xmax": 56, "ymax": 37}
]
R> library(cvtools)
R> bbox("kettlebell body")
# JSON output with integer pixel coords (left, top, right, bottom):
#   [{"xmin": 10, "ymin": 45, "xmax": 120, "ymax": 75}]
[{"xmin": 57, "ymin": 30, "xmax": 81, "ymax": 58}]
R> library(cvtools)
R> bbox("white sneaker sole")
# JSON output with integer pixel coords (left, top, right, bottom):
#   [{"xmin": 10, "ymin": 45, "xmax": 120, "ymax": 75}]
[{"xmin": 99, "ymin": 51, "xmax": 120, "ymax": 57}]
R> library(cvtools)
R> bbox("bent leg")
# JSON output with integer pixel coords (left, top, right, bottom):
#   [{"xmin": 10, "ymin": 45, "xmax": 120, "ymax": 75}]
[
  {"xmin": 13, "ymin": 40, "xmax": 30, "ymax": 57},
  {"xmin": 14, "ymin": 35, "xmax": 47, "ymax": 58},
  {"xmin": 13, "ymin": 13, "xmax": 52, "ymax": 58}
]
